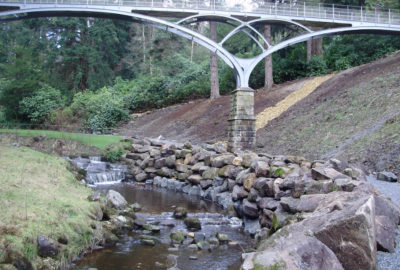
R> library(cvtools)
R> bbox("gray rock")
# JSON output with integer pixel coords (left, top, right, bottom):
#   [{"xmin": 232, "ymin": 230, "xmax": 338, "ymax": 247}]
[
  {"xmin": 216, "ymin": 192, "xmax": 233, "ymax": 209},
  {"xmin": 154, "ymin": 158, "xmax": 167, "ymax": 169},
  {"xmin": 334, "ymin": 178, "xmax": 357, "ymax": 192},
  {"xmin": 173, "ymin": 207, "xmax": 187, "ymax": 219},
  {"xmin": 232, "ymin": 185, "xmax": 249, "ymax": 201},
  {"xmin": 242, "ymin": 199, "xmax": 259, "ymax": 218},
  {"xmin": 165, "ymin": 155, "xmax": 176, "ymax": 168},
  {"xmin": 184, "ymin": 217, "xmax": 202, "ymax": 231},
  {"xmin": 196, "ymin": 240, "xmax": 211, "ymax": 250},
  {"xmin": 200, "ymin": 179, "xmax": 213, "ymax": 190},
  {"xmin": 375, "ymin": 215, "xmax": 397, "ymax": 253},
  {"xmin": 106, "ymin": 190, "xmax": 128, "ymax": 210},
  {"xmin": 37, "ymin": 235, "xmax": 60, "ymax": 258},
  {"xmin": 135, "ymin": 172, "xmax": 148, "ymax": 182},
  {"xmin": 176, "ymin": 164, "xmax": 189, "ymax": 173},
  {"xmin": 245, "ymin": 234, "xmax": 344, "ymax": 270},
  {"xmin": 170, "ymin": 231, "xmax": 187, "ymax": 244},
  {"xmin": 257, "ymin": 197, "xmax": 279, "ymax": 211},
  {"xmin": 311, "ymin": 167, "xmax": 349, "ymax": 181},
  {"xmin": 243, "ymin": 217, "xmax": 261, "ymax": 235},
  {"xmin": 251, "ymin": 161, "xmax": 270, "ymax": 177},
  {"xmin": 213, "ymin": 176, "xmax": 225, "ymax": 187},
  {"xmin": 202, "ymin": 167, "xmax": 219, "ymax": 179},
  {"xmin": 187, "ymin": 175, "xmax": 202, "ymax": 185},
  {"xmin": 210, "ymin": 154, "xmax": 234, "ymax": 168},
  {"xmin": 377, "ymin": 171, "xmax": 398, "ymax": 182},
  {"xmin": 305, "ymin": 180, "xmax": 334, "ymax": 194}
]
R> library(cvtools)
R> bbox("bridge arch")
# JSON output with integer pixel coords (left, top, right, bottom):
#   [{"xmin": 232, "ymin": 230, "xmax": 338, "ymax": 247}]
[
  {"xmin": 0, "ymin": 7, "xmax": 248, "ymax": 87},
  {"xmin": 243, "ymin": 26, "xmax": 400, "ymax": 84},
  {"xmin": 1, "ymin": 4, "xmax": 400, "ymax": 151}
]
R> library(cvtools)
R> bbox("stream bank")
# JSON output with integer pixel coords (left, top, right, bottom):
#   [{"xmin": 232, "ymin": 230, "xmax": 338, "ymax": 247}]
[{"xmin": 119, "ymin": 136, "xmax": 400, "ymax": 270}]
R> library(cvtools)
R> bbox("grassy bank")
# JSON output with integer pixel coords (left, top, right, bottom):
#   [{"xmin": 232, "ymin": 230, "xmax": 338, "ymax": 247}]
[
  {"xmin": 0, "ymin": 129, "xmax": 125, "ymax": 150},
  {"xmin": 256, "ymin": 57, "xmax": 400, "ymax": 175},
  {"xmin": 0, "ymin": 144, "xmax": 102, "ymax": 269}
]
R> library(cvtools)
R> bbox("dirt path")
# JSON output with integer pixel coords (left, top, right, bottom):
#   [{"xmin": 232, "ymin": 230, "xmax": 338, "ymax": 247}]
[{"xmin": 256, "ymin": 74, "xmax": 334, "ymax": 130}]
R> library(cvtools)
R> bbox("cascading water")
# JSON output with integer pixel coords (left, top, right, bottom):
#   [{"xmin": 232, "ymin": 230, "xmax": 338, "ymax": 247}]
[{"xmin": 66, "ymin": 156, "xmax": 129, "ymax": 185}]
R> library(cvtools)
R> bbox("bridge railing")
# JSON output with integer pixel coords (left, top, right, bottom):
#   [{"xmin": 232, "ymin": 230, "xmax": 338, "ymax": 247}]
[{"xmin": 0, "ymin": 0, "xmax": 399, "ymax": 26}]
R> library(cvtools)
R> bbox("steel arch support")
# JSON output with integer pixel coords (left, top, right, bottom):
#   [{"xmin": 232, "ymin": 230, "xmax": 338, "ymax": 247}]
[{"xmin": 243, "ymin": 26, "xmax": 400, "ymax": 84}]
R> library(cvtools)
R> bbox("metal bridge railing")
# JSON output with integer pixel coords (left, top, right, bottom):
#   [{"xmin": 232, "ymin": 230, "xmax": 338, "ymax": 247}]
[{"xmin": 1, "ymin": 0, "xmax": 400, "ymax": 27}]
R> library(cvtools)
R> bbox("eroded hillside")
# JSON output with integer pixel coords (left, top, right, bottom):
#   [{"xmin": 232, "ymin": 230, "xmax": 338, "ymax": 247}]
[{"xmin": 116, "ymin": 51, "xmax": 400, "ymax": 176}]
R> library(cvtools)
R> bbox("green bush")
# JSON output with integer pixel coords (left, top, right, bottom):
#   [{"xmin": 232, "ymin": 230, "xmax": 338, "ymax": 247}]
[
  {"xmin": 307, "ymin": 56, "xmax": 329, "ymax": 76},
  {"xmin": 19, "ymin": 85, "xmax": 63, "ymax": 124},
  {"xmin": 104, "ymin": 145, "xmax": 124, "ymax": 162},
  {"xmin": 70, "ymin": 87, "xmax": 129, "ymax": 133}
]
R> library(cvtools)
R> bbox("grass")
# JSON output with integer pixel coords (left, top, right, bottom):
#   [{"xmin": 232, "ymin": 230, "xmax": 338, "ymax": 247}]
[
  {"xmin": 0, "ymin": 129, "xmax": 125, "ymax": 150},
  {"xmin": 257, "ymin": 70, "xmax": 400, "ymax": 175},
  {"xmin": 0, "ymin": 144, "xmax": 102, "ymax": 267}
]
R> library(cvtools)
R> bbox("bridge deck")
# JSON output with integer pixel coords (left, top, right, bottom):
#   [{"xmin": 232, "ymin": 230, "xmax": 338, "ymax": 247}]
[{"xmin": 0, "ymin": 0, "xmax": 400, "ymax": 29}]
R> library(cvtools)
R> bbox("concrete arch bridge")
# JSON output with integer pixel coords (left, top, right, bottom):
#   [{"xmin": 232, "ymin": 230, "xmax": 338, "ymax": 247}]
[{"xmin": 1, "ymin": 0, "xmax": 400, "ymax": 150}]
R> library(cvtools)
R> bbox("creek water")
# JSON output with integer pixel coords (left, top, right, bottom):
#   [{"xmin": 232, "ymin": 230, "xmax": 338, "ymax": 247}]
[{"xmin": 70, "ymin": 158, "xmax": 253, "ymax": 270}]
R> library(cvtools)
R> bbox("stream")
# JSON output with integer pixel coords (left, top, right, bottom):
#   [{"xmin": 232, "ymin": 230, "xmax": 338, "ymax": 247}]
[{"xmin": 69, "ymin": 157, "xmax": 253, "ymax": 270}]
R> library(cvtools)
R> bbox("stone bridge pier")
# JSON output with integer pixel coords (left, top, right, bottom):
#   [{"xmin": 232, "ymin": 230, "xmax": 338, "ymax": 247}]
[{"xmin": 228, "ymin": 88, "xmax": 256, "ymax": 152}]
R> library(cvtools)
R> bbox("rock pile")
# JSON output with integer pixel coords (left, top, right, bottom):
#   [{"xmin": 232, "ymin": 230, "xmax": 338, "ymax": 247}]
[{"xmin": 122, "ymin": 136, "xmax": 400, "ymax": 269}]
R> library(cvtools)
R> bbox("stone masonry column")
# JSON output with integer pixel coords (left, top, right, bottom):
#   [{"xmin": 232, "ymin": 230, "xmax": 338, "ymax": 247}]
[{"xmin": 227, "ymin": 87, "xmax": 256, "ymax": 152}]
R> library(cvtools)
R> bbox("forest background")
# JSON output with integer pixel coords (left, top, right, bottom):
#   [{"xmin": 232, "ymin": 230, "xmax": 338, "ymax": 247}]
[{"xmin": 1, "ymin": 0, "xmax": 400, "ymax": 133}]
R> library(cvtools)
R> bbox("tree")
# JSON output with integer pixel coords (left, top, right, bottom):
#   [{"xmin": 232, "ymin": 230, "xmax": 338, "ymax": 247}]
[
  {"xmin": 210, "ymin": 21, "xmax": 220, "ymax": 99},
  {"xmin": 264, "ymin": 24, "xmax": 274, "ymax": 90}
]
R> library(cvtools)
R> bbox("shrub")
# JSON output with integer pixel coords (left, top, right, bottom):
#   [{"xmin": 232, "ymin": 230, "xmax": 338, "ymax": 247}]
[
  {"xmin": 104, "ymin": 146, "xmax": 124, "ymax": 162},
  {"xmin": 307, "ymin": 56, "xmax": 329, "ymax": 76},
  {"xmin": 19, "ymin": 85, "xmax": 63, "ymax": 124},
  {"xmin": 69, "ymin": 87, "xmax": 129, "ymax": 133}
]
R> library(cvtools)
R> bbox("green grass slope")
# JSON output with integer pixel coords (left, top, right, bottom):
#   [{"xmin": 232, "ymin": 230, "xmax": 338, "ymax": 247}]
[{"xmin": 0, "ymin": 144, "xmax": 102, "ymax": 269}]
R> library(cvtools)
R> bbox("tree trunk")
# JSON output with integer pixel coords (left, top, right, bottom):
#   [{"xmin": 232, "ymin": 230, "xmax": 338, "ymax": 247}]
[
  {"xmin": 307, "ymin": 38, "xmax": 323, "ymax": 62},
  {"xmin": 264, "ymin": 25, "xmax": 273, "ymax": 90},
  {"xmin": 142, "ymin": 25, "xmax": 146, "ymax": 66},
  {"xmin": 311, "ymin": 38, "xmax": 324, "ymax": 57},
  {"xmin": 209, "ymin": 21, "xmax": 220, "ymax": 99}
]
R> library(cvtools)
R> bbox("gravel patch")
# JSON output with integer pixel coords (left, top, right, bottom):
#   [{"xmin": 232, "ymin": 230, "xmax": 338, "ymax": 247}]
[{"xmin": 367, "ymin": 175, "xmax": 400, "ymax": 270}]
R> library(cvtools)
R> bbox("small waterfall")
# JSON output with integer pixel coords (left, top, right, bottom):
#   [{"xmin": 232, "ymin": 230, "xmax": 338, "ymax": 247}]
[{"xmin": 67, "ymin": 156, "xmax": 128, "ymax": 185}]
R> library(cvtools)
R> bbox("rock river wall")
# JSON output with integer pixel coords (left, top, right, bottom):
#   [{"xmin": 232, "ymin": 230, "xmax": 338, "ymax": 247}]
[{"xmin": 122, "ymin": 136, "xmax": 400, "ymax": 270}]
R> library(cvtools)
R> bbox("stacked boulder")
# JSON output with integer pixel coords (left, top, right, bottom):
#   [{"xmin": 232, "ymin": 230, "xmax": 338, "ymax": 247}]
[
  {"xmin": 124, "ymin": 137, "xmax": 365, "ymax": 230},
  {"xmin": 122, "ymin": 136, "xmax": 400, "ymax": 269}
]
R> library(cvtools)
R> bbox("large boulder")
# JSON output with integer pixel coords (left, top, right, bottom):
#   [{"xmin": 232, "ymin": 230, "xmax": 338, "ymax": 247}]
[
  {"xmin": 106, "ymin": 190, "xmax": 128, "ymax": 210},
  {"xmin": 242, "ymin": 199, "xmax": 258, "ymax": 219},
  {"xmin": 210, "ymin": 154, "xmax": 235, "ymax": 168},
  {"xmin": 377, "ymin": 171, "xmax": 398, "ymax": 182},
  {"xmin": 306, "ymin": 195, "xmax": 376, "ymax": 270},
  {"xmin": 244, "ymin": 234, "xmax": 344, "ymax": 270},
  {"xmin": 311, "ymin": 167, "xmax": 349, "ymax": 181},
  {"xmin": 187, "ymin": 174, "xmax": 202, "ymax": 185},
  {"xmin": 251, "ymin": 161, "xmax": 270, "ymax": 177},
  {"xmin": 243, "ymin": 173, "xmax": 257, "ymax": 191},
  {"xmin": 37, "ymin": 235, "xmax": 61, "ymax": 258},
  {"xmin": 375, "ymin": 215, "xmax": 397, "ymax": 253}
]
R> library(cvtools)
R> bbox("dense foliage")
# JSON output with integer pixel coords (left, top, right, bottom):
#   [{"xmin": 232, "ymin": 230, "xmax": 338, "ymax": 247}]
[{"xmin": 1, "ymin": 0, "xmax": 400, "ymax": 131}]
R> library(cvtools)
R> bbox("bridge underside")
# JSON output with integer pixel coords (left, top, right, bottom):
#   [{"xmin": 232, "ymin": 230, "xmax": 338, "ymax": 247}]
[{"xmin": 1, "ymin": 5, "xmax": 400, "ymax": 151}]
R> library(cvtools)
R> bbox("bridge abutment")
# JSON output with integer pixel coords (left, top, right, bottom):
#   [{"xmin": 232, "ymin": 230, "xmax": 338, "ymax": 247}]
[{"xmin": 228, "ymin": 87, "xmax": 256, "ymax": 152}]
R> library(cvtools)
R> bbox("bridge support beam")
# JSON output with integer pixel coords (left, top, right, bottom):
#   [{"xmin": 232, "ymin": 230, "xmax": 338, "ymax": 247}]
[{"xmin": 228, "ymin": 87, "xmax": 256, "ymax": 152}]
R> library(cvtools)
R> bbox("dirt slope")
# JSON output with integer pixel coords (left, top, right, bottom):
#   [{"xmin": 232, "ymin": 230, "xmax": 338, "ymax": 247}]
[
  {"xmin": 256, "ymin": 50, "xmax": 400, "ymax": 175},
  {"xmin": 116, "ymin": 51, "xmax": 400, "ymax": 175},
  {"xmin": 116, "ymin": 78, "xmax": 308, "ymax": 143}
]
